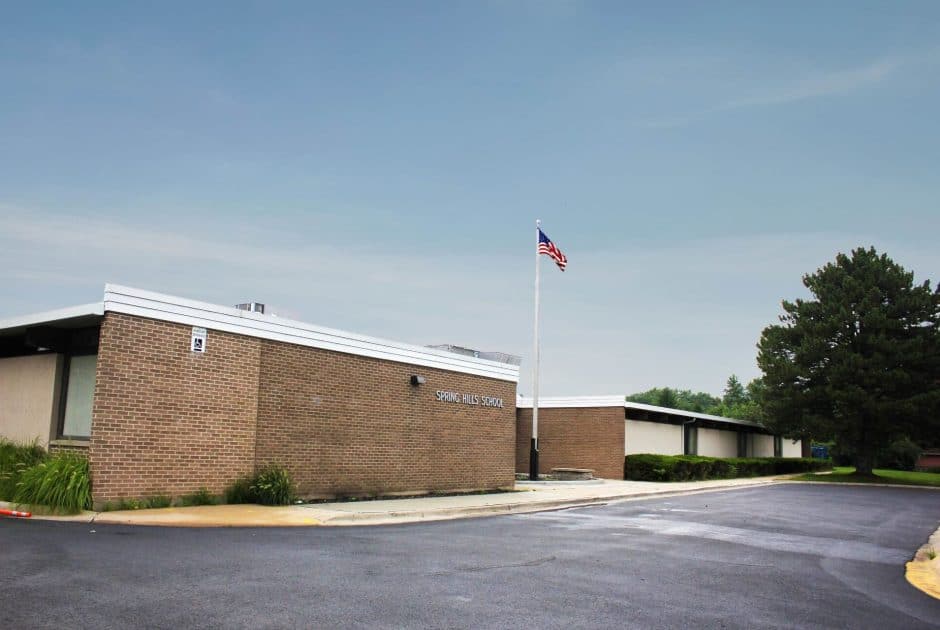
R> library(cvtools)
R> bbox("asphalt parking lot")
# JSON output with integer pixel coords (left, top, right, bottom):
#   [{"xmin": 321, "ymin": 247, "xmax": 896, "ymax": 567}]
[{"xmin": 1, "ymin": 484, "xmax": 937, "ymax": 629}]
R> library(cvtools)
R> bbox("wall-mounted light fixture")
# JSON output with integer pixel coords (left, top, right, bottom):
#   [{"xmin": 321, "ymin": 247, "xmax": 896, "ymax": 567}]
[{"xmin": 410, "ymin": 375, "xmax": 426, "ymax": 386}]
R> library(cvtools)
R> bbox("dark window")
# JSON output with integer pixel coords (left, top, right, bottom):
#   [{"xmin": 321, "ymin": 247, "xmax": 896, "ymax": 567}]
[
  {"xmin": 737, "ymin": 432, "xmax": 748, "ymax": 457},
  {"xmin": 773, "ymin": 436, "xmax": 783, "ymax": 458},
  {"xmin": 683, "ymin": 424, "xmax": 698, "ymax": 455}
]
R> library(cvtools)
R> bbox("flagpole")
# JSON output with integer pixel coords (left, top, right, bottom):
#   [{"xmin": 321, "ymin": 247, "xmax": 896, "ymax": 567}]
[{"xmin": 530, "ymin": 219, "xmax": 541, "ymax": 481}]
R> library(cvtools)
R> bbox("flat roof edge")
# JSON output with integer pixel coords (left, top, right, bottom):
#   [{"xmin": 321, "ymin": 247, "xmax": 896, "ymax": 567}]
[
  {"xmin": 516, "ymin": 396, "xmax": 625, "ymax": 408},
  {"xmin": 623, "ymin": 401, "xmax": 764, "ymax": 428},
  {"xmin": 0, "ymin": 302, "xmax": 104, "ymax": 331},
  {"xmin": 103, "ymin": 284, "xmax": 520, "ymax": 382},
  {"xmin": 516, "ymin": 396, "xmax": 765, "ymax": 429}
]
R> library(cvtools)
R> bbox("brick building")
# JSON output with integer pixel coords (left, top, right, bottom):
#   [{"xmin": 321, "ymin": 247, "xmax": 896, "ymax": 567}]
[
  {"xmin": 516, "ymin": 396, "xmax": 803, "ymax": 478},
  {"xmin": 0, "ymin": 285, "xmax": 519, "ymax": 505}
]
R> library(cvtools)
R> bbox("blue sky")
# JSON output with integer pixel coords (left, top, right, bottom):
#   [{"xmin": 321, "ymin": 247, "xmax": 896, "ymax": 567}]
[{"xmin": 2, "ymin": 1, "xmax": 939, "ymax": 396}]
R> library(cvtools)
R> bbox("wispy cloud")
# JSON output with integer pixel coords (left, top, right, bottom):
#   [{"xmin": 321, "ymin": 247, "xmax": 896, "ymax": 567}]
[
  {"xmin": 722, "ymin": 58, "xmax": 900, "ymax": 109},
  {"xmin": 0, "ymin": 204, "xmax": 529, "ymax": 351},
  {"xmin": 640, "ymin": 51, "xmax": 935, "ymax": 128}
]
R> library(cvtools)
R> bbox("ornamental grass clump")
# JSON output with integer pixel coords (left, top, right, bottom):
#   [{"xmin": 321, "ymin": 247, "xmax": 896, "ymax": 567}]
[
  {"xmin": 13, "ymin": 453, "xmax": 91, "ymax": 515},
  {"xmin": 0, "ymin": 438, "xmax": 48, "ymax": 501},
  {"xmin": 222, "ymin": 465, "xmax": 294, "ymax": 506},
  {"xmin": 178, "ymin": 487, "xmax": 217, "ymax": 507},
  {"xmin": 250, "ymin": 465, "xmax": 294, "ymax": 506},
  {"xmin": 224, "ymin": 475, "xmax": 256, "ymax": 504}
]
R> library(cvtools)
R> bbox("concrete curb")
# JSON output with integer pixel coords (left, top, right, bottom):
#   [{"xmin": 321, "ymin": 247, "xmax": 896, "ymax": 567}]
[
  {"xmin": 781, "ymin": 481, "xmax": 940, "ymax": 490},
  {"xmin": 0, "ymin": 501, "xmax": 95, "ymax": 523},
  {"xmin": 906, "ymin": 560, "xmax": 940, "ymax": 600},
  {"xmin": 2, "ymin": 478, "xmax": 787, "ymax": 528},
  {"xmin": 315, "ymin": 499, "xmax": 612, "ymax": 525},
  {"xmin": 905, "ymin": 524, "xmax": 940, "ymax": 601},
  {"xmin": 12, "ymin": 475, "xmax": 936, "ymax": 529},
  {"xmin": 291, "ymin": 478, "xmax": 788, "ymax": 526}
]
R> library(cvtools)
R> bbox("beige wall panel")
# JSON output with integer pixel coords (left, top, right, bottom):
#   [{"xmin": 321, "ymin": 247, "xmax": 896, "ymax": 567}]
[
  {"xmin": 0, "ymin": 354, "xmax": 59, "ymax": 445},
  {"xmin": 782, "ymin": 438, "xmax": 802, "ymax": 457},
  {"xmin": 698, "ymin": 427, "xmax": 739, "ymax": 458},
  {"xmin": 751, "ymin": 434, "xmax": 775, "ymax": 457},
  {"xmin": 625, "ymin": 419, "xmax": 682, "ymax": 455}
]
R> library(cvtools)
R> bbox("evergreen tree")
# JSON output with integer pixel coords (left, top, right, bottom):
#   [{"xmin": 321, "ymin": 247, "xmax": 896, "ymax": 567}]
[
  {"xmin": 757, "ymin": 247, "xmax": 940, "ymax": 475},
  {"xmin": 722, "ymin": 374, "xmax": 747, "ymax": 407}
]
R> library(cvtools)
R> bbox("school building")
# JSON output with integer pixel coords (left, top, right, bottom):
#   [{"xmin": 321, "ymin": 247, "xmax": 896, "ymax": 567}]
[
  {"xmin": 0, "ymin": 285, "xmax": 808, "ymax": 505},
  {"xmin": 0, "ymin": 285, "xmax": 519, "ymax": 505}
]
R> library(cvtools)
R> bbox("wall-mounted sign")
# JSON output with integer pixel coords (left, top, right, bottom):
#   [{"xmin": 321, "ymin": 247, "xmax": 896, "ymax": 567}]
[
  {"xmin": 436, "ymin": 390, "xmax": 504, "ymax": 408},
  {"xmin": 191, "ymin": 327, "xmax": 207, "ymax": 353}
]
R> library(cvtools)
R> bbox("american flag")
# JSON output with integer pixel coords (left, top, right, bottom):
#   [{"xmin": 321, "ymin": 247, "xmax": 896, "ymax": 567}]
[{"xmin": 538, "ymin": 228, "xmax": 567, "ymax": 271}]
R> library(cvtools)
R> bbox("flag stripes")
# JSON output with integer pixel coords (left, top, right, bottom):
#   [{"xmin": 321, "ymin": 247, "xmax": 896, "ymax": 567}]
[{"xmin": 537, "ymin": 229, "xmax": 567, "ymax": 271}]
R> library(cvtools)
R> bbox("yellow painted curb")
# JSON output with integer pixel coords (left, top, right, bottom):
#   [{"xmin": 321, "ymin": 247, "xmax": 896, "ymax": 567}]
[{"xmin": 906, "ymin": 559, "xmax": 940, "ymax": 600}]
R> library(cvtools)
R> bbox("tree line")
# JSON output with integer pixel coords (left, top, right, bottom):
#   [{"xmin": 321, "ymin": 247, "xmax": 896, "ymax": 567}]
[{"xmin": 625, "ymin": 374, "xmax": 762, "ymax": 423}]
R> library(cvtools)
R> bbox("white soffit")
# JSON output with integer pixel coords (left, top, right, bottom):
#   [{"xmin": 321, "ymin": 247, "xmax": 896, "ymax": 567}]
[
  {"xmin": 103, "ymin": 284, "xmax": 520, "ymax": 382},
  {"xmin": 0, "ymin": 303, "xmax": 104, "ymax": 334},
  {"xmin": 624, "ymin": 401, "xmax": 763, "ymax": 428}
]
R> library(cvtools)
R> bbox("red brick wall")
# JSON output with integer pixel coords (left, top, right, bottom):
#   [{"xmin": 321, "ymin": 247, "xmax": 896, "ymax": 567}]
[
  {"xmin": 89, "ymin": 313, "xmax": 261, "ymax": 503},
  {"xmin": 917, "ymin": 453, "xmax": 940, "ymax": 468},
  {"xmin": 88, "ymin": 313, "xmax": 516, "ymax": 504},
  {"xmin": 256, "ymin": 339, "xmax": 516, "ymax": 498},
  {"xmin": 516, "ymin": 407, "xmax": 625, "ymax": 479},
  {"xmin": 48, "ymin": 443, "xmax": 89, "ymax": 457}
]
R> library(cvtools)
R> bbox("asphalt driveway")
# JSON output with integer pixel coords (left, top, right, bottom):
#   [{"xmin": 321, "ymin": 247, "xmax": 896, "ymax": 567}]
[{"xmin": 1, "ymin": 484, "xmax": 937, "ymax": 629}]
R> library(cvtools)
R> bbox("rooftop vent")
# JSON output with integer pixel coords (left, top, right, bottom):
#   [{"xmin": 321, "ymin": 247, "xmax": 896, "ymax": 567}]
[
  {"xmin": 234, "ymin": 302, "xmax": 265, "ymax": 314},
  {"xmin": 427, "ymin": 344, "xmax": 521, "ymax": 366}
]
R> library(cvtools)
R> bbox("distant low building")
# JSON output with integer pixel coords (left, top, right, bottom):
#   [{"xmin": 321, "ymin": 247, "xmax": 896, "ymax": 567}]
[
  {"xmin": 916, "ymin": 450, "xmax": 940, "ymax": 470},
  {"xmin": 516, "ymin": 396, "xmax": 802, "ymax": 479}
]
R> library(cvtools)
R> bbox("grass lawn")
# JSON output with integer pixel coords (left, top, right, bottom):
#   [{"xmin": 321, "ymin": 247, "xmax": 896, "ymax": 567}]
[{"xmin": 794, "ymin": 466, "xmax": 940, "ymax": 488}]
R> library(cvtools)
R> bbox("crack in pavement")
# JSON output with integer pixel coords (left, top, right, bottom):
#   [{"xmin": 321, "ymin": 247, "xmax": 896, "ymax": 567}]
[{"xmin": 429, "ymin": 555, "xmax": 557, "ymax": 576}]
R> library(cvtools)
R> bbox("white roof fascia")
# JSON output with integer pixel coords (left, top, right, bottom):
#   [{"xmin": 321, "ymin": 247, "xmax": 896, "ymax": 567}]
[
  {"xmin": 102, "ymin": 284, "xmax": 520, "ymax": 382},
  {"xmin": 0, "ymin": 302, "xmax": 104, "ymax": 332},
  {"xmin": 624, "ymin": 401, "xmax": 763, "ymax": 429},
  {"xmin": 516, "ymin": 395, "xmax": 626, "ymax": 409},
  {"xmin": 516, "ymin": 396, "xmax": 764, "ymax": 429}
]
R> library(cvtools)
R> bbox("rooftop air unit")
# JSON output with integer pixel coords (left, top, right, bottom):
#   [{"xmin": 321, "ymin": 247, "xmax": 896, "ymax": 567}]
[{"xmin": 234, "ymin": 302, "xmax": 265, "ymax": 314}]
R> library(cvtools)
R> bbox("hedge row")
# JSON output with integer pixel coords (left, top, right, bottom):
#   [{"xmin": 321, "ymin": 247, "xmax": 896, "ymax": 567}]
[{"xmin": 624, "ymin": 454, "xmax": 832, "ymax": 482}]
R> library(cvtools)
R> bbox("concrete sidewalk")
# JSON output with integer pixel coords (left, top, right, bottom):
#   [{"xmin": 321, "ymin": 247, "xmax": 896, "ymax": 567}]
[{"xmin": 2, "ymin": 475, "xmax": 792, "ymax": 528}]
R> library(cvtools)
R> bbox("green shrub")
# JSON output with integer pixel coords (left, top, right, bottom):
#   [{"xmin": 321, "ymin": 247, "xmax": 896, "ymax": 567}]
[
  {"xmin": 622, "ymin": 454, "xmax": 675, "ymax": 481},
  {"xmin": 13, "ymin": 453, "xmax": 91, "ymax": 514},
  {"xmin": 102, "ymin": 494, "xmax": 172, "ymax": 511},
  {"xmin": 879, "ymin": 438, "xmax": 922, "ymax": 471},
  {"xmin": 0, "ymin": 439, "xmax": 47, "ymax": 501},
  {"xmin": 224, "ymin": 475, "xmax": 256, "ymax": 504},
  {"xmin": 177, "ymin": 488, "xmax": 217, "ymax": 507},
  {"xmin": 625, "ymin": 454, "xmax": 831, "ymax": 482},
  {"xmin": 251, "ymin": 465, "xmax": 293, "ymax": 506},
  {"xmin": 223, "ymin": 466, "xmax": 294, "ymax": 506},
  {"xmin": 145, "ymin": 495, "xmax": 172, "ymax": 509}
]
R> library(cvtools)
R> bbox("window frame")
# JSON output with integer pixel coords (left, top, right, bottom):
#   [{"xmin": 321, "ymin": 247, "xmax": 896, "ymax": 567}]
[{"xmin": 56, "ymin": 352, "xmax": 97, "ymax": 441}]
